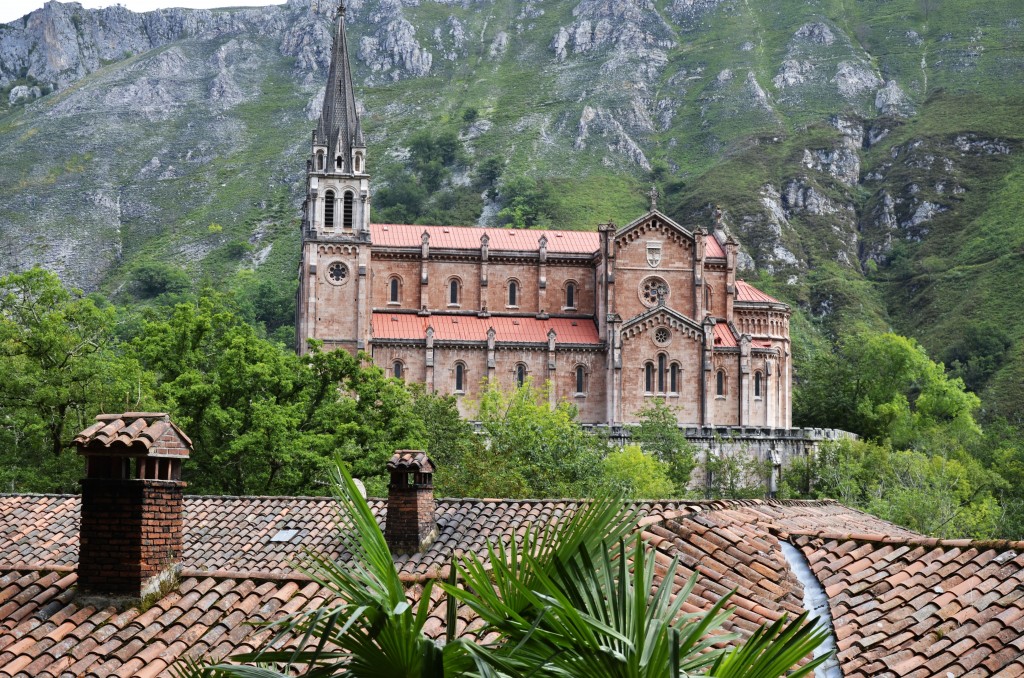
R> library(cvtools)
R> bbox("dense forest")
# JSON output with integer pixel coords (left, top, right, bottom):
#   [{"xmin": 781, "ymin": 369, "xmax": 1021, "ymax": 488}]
[{"xmin": 2, "ymin": 265, "xmax": 1021, "ymax": 541}]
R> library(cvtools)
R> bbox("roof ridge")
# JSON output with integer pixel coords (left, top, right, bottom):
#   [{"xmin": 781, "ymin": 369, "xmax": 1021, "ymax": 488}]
[
  {"xmin": 787, "ymin": 531, "xmax": 1024, "ymax": 551},
  {"xmin": 0, "ymin": 493, "xmax": 79, "ymax": 498}
]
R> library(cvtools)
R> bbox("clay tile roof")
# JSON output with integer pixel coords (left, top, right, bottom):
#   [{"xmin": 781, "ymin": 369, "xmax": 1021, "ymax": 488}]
[
  {"xmin": 371, "ymin": 313, "xmax": 602, "ymax": 345},
  {"xmin": 371, "ymin": 223, "xmax": 600, "ymax": 255},
  {"xmin": 388, "ymin": 451, "xmax": 434, "ymax": 474},
  {"xmin": 712, "ymin": 322, "xmax": 737, "ymax": 347},
  {"xmin": 735, "ymin": 280, "xmax": 782, "ymax": 305},
  {"xmin": 3, "ymin": 494, "xmax": 1024, "ymax": 675},
  {"xmin": 791, "ymin": 533, "xmax": 1024, "ymax": 677},
  {"xmin": 73, "ymin": 412, "xmax": 193, "ymax": 453}
]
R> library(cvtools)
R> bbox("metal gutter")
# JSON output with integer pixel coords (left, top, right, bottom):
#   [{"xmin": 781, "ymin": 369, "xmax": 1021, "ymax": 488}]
[{"xmin": 778, "ymin": 540, "xmax": 843, "ymax": 678}]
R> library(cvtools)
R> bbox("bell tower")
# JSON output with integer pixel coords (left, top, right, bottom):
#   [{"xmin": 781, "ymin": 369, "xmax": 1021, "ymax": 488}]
[{"xmin": 297, "ymin": 1, "xmax": 371, "ymax": 355}]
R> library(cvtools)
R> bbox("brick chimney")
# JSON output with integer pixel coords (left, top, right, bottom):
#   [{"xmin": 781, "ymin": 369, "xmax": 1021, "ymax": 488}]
[
  {"xmin": 74, "ymin": 413, "xmax": 192, "ymax": 599},
  {"xmin": 385, "ymin": 451, "xmax": 437, "ymax": 555}
]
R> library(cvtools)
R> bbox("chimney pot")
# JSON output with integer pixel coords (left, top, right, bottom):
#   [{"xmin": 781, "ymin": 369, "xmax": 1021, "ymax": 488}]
[{"xmin": 75, "ymin": 413, "xmax": 191, "ymax": 599}]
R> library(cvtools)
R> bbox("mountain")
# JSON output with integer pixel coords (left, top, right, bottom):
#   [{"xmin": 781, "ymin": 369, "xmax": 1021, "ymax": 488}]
[{"xmin": 1, "ymin": 0, "xmax": 1022, "ymax": 417}]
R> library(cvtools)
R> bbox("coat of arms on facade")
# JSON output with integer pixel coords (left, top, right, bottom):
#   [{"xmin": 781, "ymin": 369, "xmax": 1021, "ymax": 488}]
[{"xmin": 646, "ymin": 242, "xmax": 662, "ymax": 268}]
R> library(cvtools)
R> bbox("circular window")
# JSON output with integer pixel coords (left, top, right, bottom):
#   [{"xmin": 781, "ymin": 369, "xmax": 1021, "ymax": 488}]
[
  {"xmin": 640, "ymin": 277, "xmax": 668, "ymax": 307},
  {"xmin": 326, "ymin": 261, "xmax": 349, "ymax": 285},
  {"xmin": 654, "ymin": 327, "xmax": 671, "ymax": 345}
]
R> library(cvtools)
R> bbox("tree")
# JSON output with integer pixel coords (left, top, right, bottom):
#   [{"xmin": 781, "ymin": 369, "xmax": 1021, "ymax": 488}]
[
  {"xmin": 133, "ymin": 293, "xmax": 426, "ymax": 495},
  {"xmin": 408, "ymin": 386, "xmax": 492, "ymax": 496},
  {"xmin": 601, "ymin": 444, "xmax": 676, "ymax": 498},
  {"xmin": 476, "ymin": 380, "xmax": 604, "ymax": 497},
  {"xmin": 632, "ymin": 399, "xmax": 697, "ymax": 492},
  {"xmin": 795, "ymin": 332, "xmax": 981, "ymax": 448},
  {"xmin": 801, "ymin": 439, "xmax": 1003, "ymax": 539},
  {"xmin": 497, "ymin": 176, "xmax": 558, "ymax": 229},
  {"xmin": 0, "ymin": 268, "xmax": 156, "ymax": 492},
  {"xmin": 179, "ymin": 463, "xmax": 829, "ymax": 677},
  {"xmin": 702, "ymin": 442, "xmax": 771, "ymax": 500}
]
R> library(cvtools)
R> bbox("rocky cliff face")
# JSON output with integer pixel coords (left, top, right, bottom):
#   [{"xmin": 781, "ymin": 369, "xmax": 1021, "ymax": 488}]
[{"xmin": 1, "ymin": 0, "xmax": 1023, "ymax": 410}]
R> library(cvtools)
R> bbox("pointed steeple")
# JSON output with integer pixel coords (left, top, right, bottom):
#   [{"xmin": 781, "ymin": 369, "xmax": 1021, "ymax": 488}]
[{"xmin": 316, "ymin": 1, "xmax": 362, "ymax": 174}]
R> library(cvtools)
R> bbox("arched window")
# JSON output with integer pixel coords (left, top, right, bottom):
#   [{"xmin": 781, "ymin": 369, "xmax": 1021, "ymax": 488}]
[
  {"xmin": 316, "ymin": 151, "xmax": 324, "ymax": 171},
  {"xmin": 644, "ymin": 362, "xmax": 654, "ymax": 394},
  {"xmin": 354, "ymin": 152, "xmax": 363, "ymax": 173},
  {"xmin": 324, "ymin": 190, "xmax": 335, "ymax": 229},
  {"xmin": 754, "ymin": 372, "xmax": 762, "ymax": 398},
  {"xmin": 448, "ymin": 279, "xmax": 461, "ymax": 306},
  {"xmin": 343, "ymin": 191, "xmax": 354, "ymax": 229},
  {"xmin": 705, "ymin": 285, "xmax": 714, "ymax": 315},
  {"xmin": 716, "ymin": 370, "xmax": 725, "ymax": 397},
  {"xmin": 335, "ymin": 155, "xmax": 344, "ymax": 172},
  {"xmin": 388, "ymin": 277, "xmax": 400, "ymax": 304},
  {"xmin": 393, "ymin": 361, "xmax": 404, "ymax": 381},
  {"xmin": 508, "ymin": 280, "xmax": 519, "ymax": 307},
  {"xmin": 575, "ymin": 365, "xmax": 586, "ymax": 394},
  {"xmin": 670, "ymin": 363, "xmax": 680, "ymax": 394},
  {"xmin": 455, "ymin": 363, "xmax": 466, "ymax": 393},
  {"xmin": 565, "ymin": 282, "xmax": 577, "ymax": 309},
  {"xmin": 515, "ymin": 363, "xmax": 528, "ymax": 388},
  {"xmin": 657, "ymin": 354, "xmax": 667, "ymax": 393}
]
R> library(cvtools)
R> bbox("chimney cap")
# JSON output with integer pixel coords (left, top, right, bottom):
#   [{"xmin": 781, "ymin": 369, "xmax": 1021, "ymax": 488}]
[
  {"xmin": 387, "ymin": 450, "xmax": 434, "ymax": 474},
  {"xmin": 75, "ymin": 412, "xmax": 192, "ymax": 456}
]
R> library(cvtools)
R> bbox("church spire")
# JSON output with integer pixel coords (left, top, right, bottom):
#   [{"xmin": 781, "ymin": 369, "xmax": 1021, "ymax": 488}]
[{"xmin": 315, "ymin": 1, "xmax": 363, "ymax": 174}]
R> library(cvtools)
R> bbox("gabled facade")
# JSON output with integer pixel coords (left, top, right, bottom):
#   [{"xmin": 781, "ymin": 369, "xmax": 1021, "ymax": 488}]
[{"xmin": 296, "ymin": 5, "xmax": 791, "ymax": 428}]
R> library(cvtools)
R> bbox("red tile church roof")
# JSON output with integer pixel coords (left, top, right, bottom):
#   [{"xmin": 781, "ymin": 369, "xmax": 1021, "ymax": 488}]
[
  {"xmin": 371, "ymin": 224, "xmax": 600, "ymax": 254},
  {"xmin": 712, "ymin": 323, "xmax": 737, "ymax": 347},
  {"xmin": 371, "ymin": 313, "xmax": 602, "ymax": 345},
  {"xmin": 736, "ymin": 280, "xmax": 782, "ymax": 304},
  {"xmin": 705, "ymin": 236, "xmax": 726, "ymax": 258}
]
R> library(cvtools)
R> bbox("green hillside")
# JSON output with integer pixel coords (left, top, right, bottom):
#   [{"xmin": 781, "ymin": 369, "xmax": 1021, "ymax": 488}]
[{"xmin": 0, "ymin": 0, "xmax": 1022, "ymax": 415}]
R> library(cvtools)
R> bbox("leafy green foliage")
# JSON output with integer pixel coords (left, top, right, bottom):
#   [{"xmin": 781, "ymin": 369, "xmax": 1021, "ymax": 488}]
[
  {"xmin": 497, "ymin": 176, "xmax": 559, "ymax": 229},
  {"xmin": 600, "ymin": 444, "xmax": 676, "ymax": 498},
  {"xmin": 631, "ymin": 399, "xmax": 698, "ymax": 492},
  {"xmin": 701, "ymin": 444, "xmax": 772, "ymax": 500},
  {"xmin": 132, "ymin": 260, "xmax": 192, "ymax": 299},
  {"xmin": 132, "ymin": 293, "xmax": 425, "ymax": 495},
  {"xmin": 372, "ymin": 130, "xmax": 482, "ymax": 226},
  {"xmin": 475, "ymin": 380, "xmax": 604, "ymax": 498},
  {"xmin": 794, "ymin": 439, "xmax": 1003, "ymax": 539},
  {"xmin": 0, "ymin": 268, "xmax": 156, "ymax": 492},
  {"xmin": 795, "ymin": 332, "xmax": 981, "ymax": 448}
]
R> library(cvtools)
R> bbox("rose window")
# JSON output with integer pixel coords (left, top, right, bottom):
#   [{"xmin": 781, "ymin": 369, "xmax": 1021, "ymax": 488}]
[
  {"xmin": 641, "ymin": 277, "xmax": 668, "ymax": 306},
  {"xmin": 327, "ymin": 262, "xmax": 349, "ymax": 284},
  {"xmin": 654, "ymin": 327, "xmax": 670, "ymax": 345}
]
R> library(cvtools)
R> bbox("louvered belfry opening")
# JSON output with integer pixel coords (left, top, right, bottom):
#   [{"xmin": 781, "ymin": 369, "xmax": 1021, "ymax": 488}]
[
  {"xmin": 74, "ymin": 413, "xmax": 192, "ymax": 598},
  {"xmin": 385, "ymin": 451, "xmax": 438, "ymax": 555}
]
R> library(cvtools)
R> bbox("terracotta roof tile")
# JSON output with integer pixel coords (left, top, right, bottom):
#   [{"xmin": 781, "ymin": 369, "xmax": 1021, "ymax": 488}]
[
  {"xmin": 371, "ymin": 223, "xmax": 600, "ymax": 254},
  {"xmin": 712, "ymin": 322, "xmax": 737, "ymax": 347},
  {"xmin": 4, "ymin": 494, "xmax": 1024, "ymax": 675},
  {"xmin": 705, "ymin": 236, "xmax": 726, "ymax": 258},
  {"xmin": 372, "ymin": 313, "xmax": 602, "ymax": 345},
  {"xmin": 735, "ymin": 279, "xmax": 783, "ymax": 304}
]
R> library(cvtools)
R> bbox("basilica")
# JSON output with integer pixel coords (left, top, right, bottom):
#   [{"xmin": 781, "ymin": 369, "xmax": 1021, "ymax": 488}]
[{"xmin": 296, "ymin": 5, "xmax": 792, "ymax": 428}]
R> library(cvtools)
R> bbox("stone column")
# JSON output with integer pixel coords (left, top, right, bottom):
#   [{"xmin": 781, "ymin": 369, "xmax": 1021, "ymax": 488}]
[
  {"xmin": 420, "ymin": 232, "xmax": 430, "ymax": 310},
  {"xmin": 425, "ymin": 326, "xmax": 435, "ymax": 393},
  {"xmin": 547, "ymin": 328, "xmax": 557, "ymax": 408}
]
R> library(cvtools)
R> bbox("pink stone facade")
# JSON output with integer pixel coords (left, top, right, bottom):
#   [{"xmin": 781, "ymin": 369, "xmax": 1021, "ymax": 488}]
[{"xmin": 298, "ymin": 215, "xmax": 792, "ymax": 427}]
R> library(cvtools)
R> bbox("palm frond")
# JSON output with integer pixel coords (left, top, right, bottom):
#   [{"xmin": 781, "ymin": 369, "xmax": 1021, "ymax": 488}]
[{"xmin": 707, "ymin": 611, "xmax": 832, "ymax": 678}]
